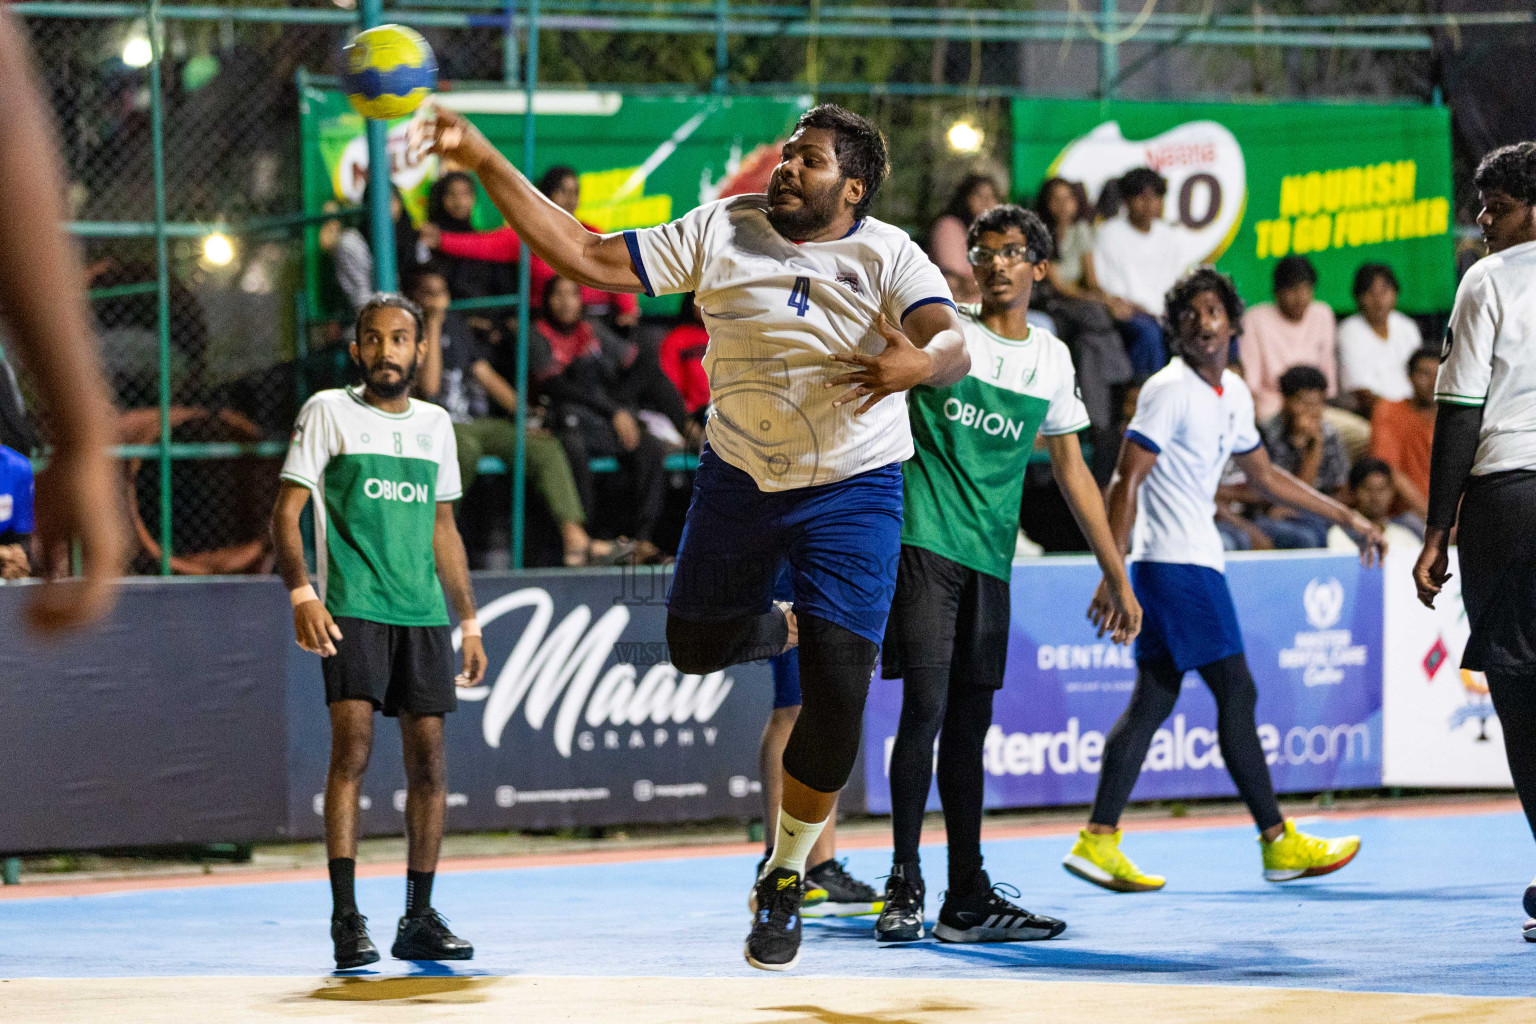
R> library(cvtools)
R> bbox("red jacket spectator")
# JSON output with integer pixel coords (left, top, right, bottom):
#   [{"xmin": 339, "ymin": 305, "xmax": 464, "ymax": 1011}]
[{"xmin": 658, "ymin": 296, "xmax": 710, "ymax": 415}]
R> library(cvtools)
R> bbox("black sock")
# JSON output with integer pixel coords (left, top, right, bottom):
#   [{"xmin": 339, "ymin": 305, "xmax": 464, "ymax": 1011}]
[
  {"xmin": 328, "ymin": 858, "xmax": 357, "ymax": 918},
  {"xmin": 406, "ymin": 869, "xmax": 434, "ymax": 916}
]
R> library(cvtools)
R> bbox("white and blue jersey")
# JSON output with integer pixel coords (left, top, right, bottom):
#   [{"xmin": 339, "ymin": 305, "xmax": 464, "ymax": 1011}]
[
  {"xmin": 625, "ymin": 195, "xmax": 953, "ymax": 491},
  {"xmin": 1123, "ymin": 358, "xmax": 1262, "ymax": 669},
  {"xmin": 0, "ymin": 444, "xmax": 34, "ymax": 540}
]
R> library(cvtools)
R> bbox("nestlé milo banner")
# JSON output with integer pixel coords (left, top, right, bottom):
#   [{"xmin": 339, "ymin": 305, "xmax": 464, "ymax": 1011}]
[{"xmin": 1011, "ymin": 99, "xmax": 1456, "ymax": 314}]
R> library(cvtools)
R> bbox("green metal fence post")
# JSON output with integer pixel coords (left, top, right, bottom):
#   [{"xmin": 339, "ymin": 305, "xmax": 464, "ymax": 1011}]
[
  {"xmin": 359, "ymin": 0, "xmax": 397, "ymax": 293},
  {"xmin": 1098, "ymin": 0, "xmax": 1118, "ymax": 100},
  {"xmin": 503, "ymin": 0, "xmax": 520, "ymax": 85},
  {"xmin": 149, "ymin": 0, "xmax": 172, "ymax": 575},
  {"xmin": 713, "ymin": 0, "xmax": 728, "ymax": 92},
  {"xmin": 511, "ymin": 0, "xmax": 540, "ymax": 569}
]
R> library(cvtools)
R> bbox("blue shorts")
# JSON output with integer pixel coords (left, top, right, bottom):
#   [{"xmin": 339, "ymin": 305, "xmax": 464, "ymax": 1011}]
[
  {"xmin": 769, "ymin": 568, "xmax": 801, "ymax": 708},
  {"xmin": 1131, "ymin": 561, "xmax": 1244, "ymax": 672},
  {"xmin": 668, "ymin": 445, "xmax": 904, "ymax": 647}
]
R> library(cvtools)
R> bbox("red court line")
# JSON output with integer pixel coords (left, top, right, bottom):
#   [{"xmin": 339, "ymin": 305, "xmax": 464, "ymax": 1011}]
[{"xmin": 0, "ymin": 798, "xmax": 1517, "ymax": 902}]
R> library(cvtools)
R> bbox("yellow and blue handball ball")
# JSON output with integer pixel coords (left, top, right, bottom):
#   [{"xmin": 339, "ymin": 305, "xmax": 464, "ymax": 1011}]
[{"xmin": 340, "ymin": 24, "xmax": 437, "ymax": 121}]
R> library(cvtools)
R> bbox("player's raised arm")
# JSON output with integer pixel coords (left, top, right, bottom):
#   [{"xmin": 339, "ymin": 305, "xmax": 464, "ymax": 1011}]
[
  {"xmin": 0, "ymin": 12, "xmax": 126, "ymax": 633},
  {"xmin": 428, "ymin": 106, "xmax": 642, "ymax": 294}
]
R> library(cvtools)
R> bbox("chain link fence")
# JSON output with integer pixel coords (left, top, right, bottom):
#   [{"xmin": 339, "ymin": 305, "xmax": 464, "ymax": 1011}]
[{"xmin": 7, "ymin": 2, "xmax": 1458, "ymax": 574}]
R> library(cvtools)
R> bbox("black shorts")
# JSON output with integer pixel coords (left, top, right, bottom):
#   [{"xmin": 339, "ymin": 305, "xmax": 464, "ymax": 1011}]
[
  {"xmin": 1458, "ymin": 470, "xmax": 1536, "ymax": 673},
  {"xmin": 322, "ymin": 617, "xmax": 457, "ymax": 717},
  {"xmin": 879, "ymin": 545, "xmax": 1010, "ymax": 689}
]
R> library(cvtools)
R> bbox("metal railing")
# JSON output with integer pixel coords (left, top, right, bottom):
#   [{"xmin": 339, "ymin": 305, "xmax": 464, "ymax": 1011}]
[{"xmin": 9, "ymin": 1, "xmax": 1511, "ymax": 572}]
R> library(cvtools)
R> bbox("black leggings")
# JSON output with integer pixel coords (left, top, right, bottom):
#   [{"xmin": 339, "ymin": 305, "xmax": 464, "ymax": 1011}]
[
  {"xmin": 1488, "ymin": 671, "xmax": 1536, "ymax": 843},
  {"xmin": 1090, "ymin": 653, "xmax": 1283, "ymax": 833},
  {"xmin": 887, "ymin": 666, "xmax": 994, "ymax": 890},
  {"xmin": 667, "ymin": 610, "xmax": 877, "ymax": 794}
]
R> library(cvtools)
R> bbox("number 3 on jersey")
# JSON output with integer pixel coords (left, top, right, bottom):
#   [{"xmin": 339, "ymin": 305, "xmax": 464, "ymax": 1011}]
[{"xmin": 787, "ymin": 276, "xmax": 811, "ymax": 317}]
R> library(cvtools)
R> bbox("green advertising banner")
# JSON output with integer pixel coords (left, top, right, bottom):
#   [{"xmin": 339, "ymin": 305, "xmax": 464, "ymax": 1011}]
[
  {"xmin": 300, "ymin": 88, "xmax": 811, "ymax": 315},
  {"xmin": 1010, "ymin": 99, "xmax": 1456, "ymax": 314}
]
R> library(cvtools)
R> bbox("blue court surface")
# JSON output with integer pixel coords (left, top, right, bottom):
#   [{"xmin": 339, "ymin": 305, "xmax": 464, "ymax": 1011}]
[{"xmin": 2, "ymin": 806, "xmax": 1533, "ymax": 1003}]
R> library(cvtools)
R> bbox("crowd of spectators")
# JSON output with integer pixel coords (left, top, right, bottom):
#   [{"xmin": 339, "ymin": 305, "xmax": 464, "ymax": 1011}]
[
  {"xmin": 308, "ymin": 157, "xmax": 1454, "ymax": 568},
  {"xmin": 925, "ymin": 165, "xmax": 1444, "ymax": 557}
]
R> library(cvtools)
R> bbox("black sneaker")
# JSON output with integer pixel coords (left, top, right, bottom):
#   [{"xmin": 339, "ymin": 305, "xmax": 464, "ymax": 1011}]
[
  {"xmin": 804, "ymin": 858, "xmax": 883, "ymax": 917},
  {"xmin": 331, "ymin": 911, "xmax": 380, "ymax": 970},
  {"xmin": 933, "ymin": 871, "xmax": 1066, "ymax": 943},
  {"xmin": 391, "ymin": 909, "xmax": 474, "ymax": 961},
  {"xmin": 873, "ymin": 862, "xmax": 925, "ymax": 943},
  {"xmin": 745, "ymin": 867, "xmax": 803, "ymax": 971}
]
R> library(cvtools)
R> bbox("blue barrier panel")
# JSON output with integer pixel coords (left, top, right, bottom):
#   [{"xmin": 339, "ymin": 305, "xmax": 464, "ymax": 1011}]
[
  {"xmin": 285, "ymin": 568, "xmax": 776, "ymax": 840},
  {"xmin": 862, "ymin": 552, "xmax": 1383, "ymax": 814}
]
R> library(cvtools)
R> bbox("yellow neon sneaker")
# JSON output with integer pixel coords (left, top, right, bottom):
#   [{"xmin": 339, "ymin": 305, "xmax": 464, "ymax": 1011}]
[
  {"xmin": 1261, "ymin": 820, "xmax": 1360, "ymax": 882},
  {"xmin": 1062, "ymin": 829, "xmax": 1166, "ymax": 892}
]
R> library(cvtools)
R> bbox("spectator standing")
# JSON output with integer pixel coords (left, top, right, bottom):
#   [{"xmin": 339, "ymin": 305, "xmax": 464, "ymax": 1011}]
[
  {"xmin": 1370, "ymin": 346, "xmax": 1439, "ymax": 520},
  {"xmin": 928, "ymin": 173, "xmax": 1004, "ymax": 304},
  {"xmin": 525, "ymin": 277, "xmax": 675, "ymax": 563},
  {"xmin": 1034, "ymin": 176, "xmax": 1132, "ymax": 479},
  {"xmin": 432, "ymin": 166, "xmax": 641, "ymax": 328},
  {"xmin": 0, "ymin": 442, "xmax": 33, "ymax": 580},
  {"xmin": 1327, "ymin": 457, "xmax": 1424, "ymax": 554},
  {"xmin": 1239, "ymin": 256, "xmax": 1337, "ymax": 423},
  {"xmin": 1093, "ymin": 167, "xmax": 1185, "ymax": 377},
  {"xmin": 407, "ymin": 269, "xmax": 619, "ymax": 567},
  {"xmin": 1256, "ymin": 365, "xmax": 1348, "ymax": 548},
  {"xmin": 1337, "ymin": 263, "xmax": 1423, "ymax": 416}
]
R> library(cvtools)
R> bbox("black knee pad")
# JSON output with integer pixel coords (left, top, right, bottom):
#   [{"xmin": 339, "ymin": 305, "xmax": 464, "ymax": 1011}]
[
  {"xmin": 666, "ymin": 609, "xmax": 788, "ymax": 676},
  {"xmin": 781, "ymin": 615, "xmax": 879, "ymax": 793}
]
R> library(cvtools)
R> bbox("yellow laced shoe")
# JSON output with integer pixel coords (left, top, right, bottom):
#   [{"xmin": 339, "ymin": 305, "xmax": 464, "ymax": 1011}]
[
  {"xmin": 1261, "ymin": 820, "xmax": 1361, "ymax": 882},
  {"xmin": 1062, "ymin": 829, "xmax": 1166, "ymax": 892}
]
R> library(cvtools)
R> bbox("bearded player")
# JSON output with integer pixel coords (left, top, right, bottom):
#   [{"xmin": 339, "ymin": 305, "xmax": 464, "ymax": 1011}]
[
  {"xmin": 272, "ymin": 295, "xmax": 487, "ymax": 970},
  {"xmin": 431, "ymin": 102, "xmax": 968, "ymax": 971}
]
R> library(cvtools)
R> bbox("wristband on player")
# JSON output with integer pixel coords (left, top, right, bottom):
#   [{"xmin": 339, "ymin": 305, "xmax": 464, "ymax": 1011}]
[
  {"xmin": 289, "ymin": 584, "xmax": 319, "ymax": 608},
  {"xmin": 461, "ymin": 617, "xmax": 481, "ymax": 638}
]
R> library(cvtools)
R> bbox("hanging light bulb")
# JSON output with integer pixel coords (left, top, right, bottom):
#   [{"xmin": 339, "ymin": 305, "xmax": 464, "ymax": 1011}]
[
  {"xmin": 122, "ymin": 32, "xmax": 154, "ymax": 69},
  {"xmin": 202, "ymin": 233, "xmax": 235, "ymax": 267},
  {"xmin": 947, "ymin": 121, "xmax": 984, "ymax": 154}
]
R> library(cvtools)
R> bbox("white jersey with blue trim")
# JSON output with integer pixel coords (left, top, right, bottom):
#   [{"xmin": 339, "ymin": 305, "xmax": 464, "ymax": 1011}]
[
  {"xmin": 625, "ymin": 195, "xmax": 953, "ymax": 490},
  {"xmin": 1124, "ymin": 357, "xmax": 1261, "ymax": 571}
]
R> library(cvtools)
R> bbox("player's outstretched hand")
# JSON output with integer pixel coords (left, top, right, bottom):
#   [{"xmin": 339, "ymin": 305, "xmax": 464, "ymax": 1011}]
[
  {"xmin": 294, "ymin": 599, "xmax": 343, "ymax": 657},
  {"xmin": 26, "ymin": 448, "xmax": 126, "ymax": 635},
  {"xmin": 1346, "ymin": 511, "xmax": 1387, "ymax": 568},
  {"xmin": 826, "ymin": 314, "xmax": 934, "ymax": 416},
  {"xmin": 426, "ymin": 104, "xmax": 496, "ymax": 173},
  {"xmin": 1088, "ymin": 576, "xmax": 1143, "ymax": 646},
  {"xmin": 458, "ymin": 634, "xmax": 487, "ymax": 687},
  {"xmin": 1412, "ymin": 528, "xmax": 1451, "ymax": 609}
]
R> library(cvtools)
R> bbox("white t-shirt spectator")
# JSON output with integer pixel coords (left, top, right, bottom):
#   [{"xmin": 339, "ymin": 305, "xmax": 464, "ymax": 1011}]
[
  {"xmin": 1239, "ymin": 301, "xmax": 1337, "ymax": 423},
  {"xmin": 1336, "ymin": 311, "xmax": 1423, "ymax": 402},
  {"xmin": 1092, "ymin": 216, "xmax": 1186, "ymax": 317}
]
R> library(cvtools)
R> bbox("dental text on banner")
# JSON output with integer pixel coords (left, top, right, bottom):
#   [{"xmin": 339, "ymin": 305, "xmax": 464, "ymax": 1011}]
[{"xmin": 863, "ymin": 553, "xmax": 1383, "ymax": 814}]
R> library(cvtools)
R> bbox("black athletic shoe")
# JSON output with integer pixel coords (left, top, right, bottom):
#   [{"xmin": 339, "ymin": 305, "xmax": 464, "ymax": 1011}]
[
  {"xmin": 932, "ymin": 871, "xmax": 1066, "ymax": 944},
  {"xmin": 391, "ymin": 909, "xmax": 474, "ymax": 961},
  {"xmin": 331, "ymin": 911, "xmax": 380, "ymax": 970},
  {"xmin": 873, "ymin": 862, "xmax": 925, "ymax": 943},
  {"xmin": 745, "ymin": 867, "xmax": 803, "ymax": 971},
  {"xmin": 804, "ymin": 858, "xmax": 883, "ymax": 917}
]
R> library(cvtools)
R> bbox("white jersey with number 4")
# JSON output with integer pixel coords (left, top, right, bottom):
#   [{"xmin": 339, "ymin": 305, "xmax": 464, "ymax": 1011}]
[
  {"xmin": 624, "ymin": 195, "xmax": 953, "ymax": 490},
  {"xmin": 1436, "ymin": 237, "xmax": 1536, "ymax": 475}
]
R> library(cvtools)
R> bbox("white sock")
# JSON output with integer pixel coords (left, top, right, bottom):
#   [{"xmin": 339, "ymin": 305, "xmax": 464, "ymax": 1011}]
[{"xmin": 764, "ymin": 807, "xmax": 825, "ymax": 879}]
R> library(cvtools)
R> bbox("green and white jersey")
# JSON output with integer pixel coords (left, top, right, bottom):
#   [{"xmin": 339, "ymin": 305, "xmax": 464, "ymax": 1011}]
[
  {"xmin": 901, "ymin": 306, "xmax": 1089, "ymax": 580},
  {"xmin": 280, "ymin": 387, "xmax": 462, "ymax": 626}
]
